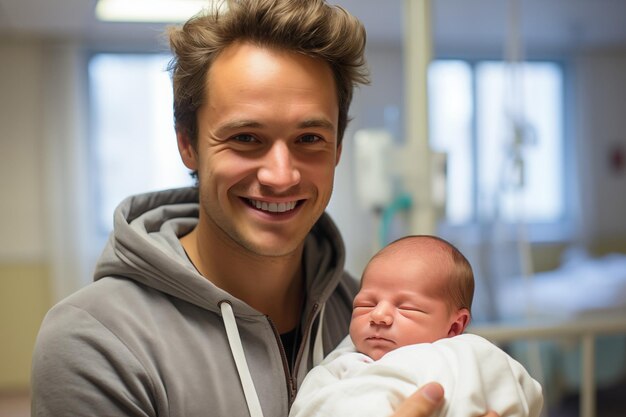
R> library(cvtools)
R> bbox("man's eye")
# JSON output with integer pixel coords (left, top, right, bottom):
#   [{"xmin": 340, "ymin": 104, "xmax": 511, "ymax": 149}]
[
  {"xmin": 232, "ymin": 134, "xmax": 257, "ymax": 143},
  {"xmin": 299, "ymin": 134, "xmax": 322, "ymax": 143}
]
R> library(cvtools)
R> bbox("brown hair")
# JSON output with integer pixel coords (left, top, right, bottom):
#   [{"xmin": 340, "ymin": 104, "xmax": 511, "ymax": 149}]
[
  {"xmin": 167, "ymin": 0, "xmax": 369, "ymax": 149},
  {"xmin": 372, "ymin": 235, "xmax": 475, "ymax": 315}
]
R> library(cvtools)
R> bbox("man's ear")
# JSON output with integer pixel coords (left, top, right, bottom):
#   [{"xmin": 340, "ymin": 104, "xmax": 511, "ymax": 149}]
[
  {"xmin": 335, "ymin": 143, "xmax": 343, "ymax": 166},
  {"xmin": 177, "ymin": 131, "xmax": 198, "ymax": 170},
  {"xmin": 447, "ymin": 308, "xmax": 470, "ymax": 337}
]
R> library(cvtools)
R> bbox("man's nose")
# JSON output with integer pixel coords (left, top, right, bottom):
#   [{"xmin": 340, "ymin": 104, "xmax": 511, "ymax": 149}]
[
  {"xmin": 257, "ymin": 141, "xmax": 301, "ymax": 191},
  {"xmin": 369, "ymin": 302, "xmax": 393, "ymax": 326}
]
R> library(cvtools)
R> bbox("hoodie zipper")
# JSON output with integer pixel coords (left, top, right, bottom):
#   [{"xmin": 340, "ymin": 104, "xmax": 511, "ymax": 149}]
[
  {"xmin": 267, "ymin": 302, "xmax": 322, "ymax": 407},
  {"xmin": 292, "ymin": 302, "xmax": 320, "ymax": 383},
  {"xmin": 267, "ymin": 316, "xmax": 298, "ymax": 405}
]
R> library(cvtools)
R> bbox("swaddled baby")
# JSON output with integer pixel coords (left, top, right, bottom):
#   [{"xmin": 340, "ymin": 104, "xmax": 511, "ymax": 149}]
[{"xmin": 290, "ymin": 235, "xmax": 543, "ymax": 417}]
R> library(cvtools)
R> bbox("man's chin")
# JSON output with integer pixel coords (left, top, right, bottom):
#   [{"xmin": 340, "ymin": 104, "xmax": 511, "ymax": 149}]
[{"xmin": 240, "ymin": 237, "xmax": 303, "ymax": 258}]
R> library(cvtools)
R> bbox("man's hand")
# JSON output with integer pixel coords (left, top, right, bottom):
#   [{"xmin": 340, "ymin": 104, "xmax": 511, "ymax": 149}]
[
  {"xmin": 391, "ymin": 382, "xmax": 444, "ymax": 417},
  {"xmin": 390, "ymin": 383, "xmax": 500, "ymax": 417}
]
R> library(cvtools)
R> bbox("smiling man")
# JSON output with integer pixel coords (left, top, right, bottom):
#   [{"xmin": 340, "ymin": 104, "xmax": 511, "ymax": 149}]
[
  {"xmin": 31, "ymin": 1, "xmax": 496, "ymax": 417},
  {"xmin": 176, "ymin": 42, "xmax": 342, "ymax": 336}
]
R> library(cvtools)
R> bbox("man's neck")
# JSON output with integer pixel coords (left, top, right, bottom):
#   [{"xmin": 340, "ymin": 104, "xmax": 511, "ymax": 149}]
[{"xmin": 180, "ymin": 225, "xmax": 304, "ymax": 333}]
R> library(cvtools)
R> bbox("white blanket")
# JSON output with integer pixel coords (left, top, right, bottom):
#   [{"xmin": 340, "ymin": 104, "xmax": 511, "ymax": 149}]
[{"xmin": 290, "ymin": 334, "xmax": 542, "ymax": 417}]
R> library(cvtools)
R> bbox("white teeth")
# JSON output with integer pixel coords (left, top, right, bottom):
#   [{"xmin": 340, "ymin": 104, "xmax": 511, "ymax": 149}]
[{"xmin": 249, "ymin": 199, "xmax": 297, "ymax": 213}]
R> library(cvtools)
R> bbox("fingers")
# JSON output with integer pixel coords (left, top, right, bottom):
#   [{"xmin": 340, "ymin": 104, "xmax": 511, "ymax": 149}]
[
  {"xmin": 391, "ymin": 382, "xmax": 444, "ymax": 417},
  {"xmin": 482, "ymin": 412, "xmax": 500, "ymax": 417}
]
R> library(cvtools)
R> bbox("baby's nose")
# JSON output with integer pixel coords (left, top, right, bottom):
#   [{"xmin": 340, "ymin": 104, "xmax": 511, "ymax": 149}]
[{"xmin": 369, "ymin": 302, "xmax": 393, "ymax": 326}]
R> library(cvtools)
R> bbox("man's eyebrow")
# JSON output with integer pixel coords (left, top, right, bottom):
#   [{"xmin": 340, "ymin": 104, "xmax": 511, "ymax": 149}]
[
  {"xmin": 298, "ymin": 118, "xmax": 336, "ymax": 131},
  {"xmin": 214, "ymin": 120, "xmax": 264, "ymax": 136},
  {"xmin": 214, "ymin": 118, "xmax": 336, "ymax": 136}
]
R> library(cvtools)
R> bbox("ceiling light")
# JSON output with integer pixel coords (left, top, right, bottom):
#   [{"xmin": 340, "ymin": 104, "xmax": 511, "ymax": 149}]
[{"xmin": 95, "ymin": 0, "xmax": 226, "ymax": 23}]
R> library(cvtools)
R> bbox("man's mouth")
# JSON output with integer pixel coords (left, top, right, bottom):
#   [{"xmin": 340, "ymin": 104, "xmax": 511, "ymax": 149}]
[{"xmin": 247, "ymin": 198, "xmax": 299, "ymax": 213}]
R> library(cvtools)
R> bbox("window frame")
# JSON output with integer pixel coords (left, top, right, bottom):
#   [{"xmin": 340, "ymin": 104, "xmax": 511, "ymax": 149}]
[
  {"xmin": 429, "ymin": 56, "xmax": 575, "ymax": 244},
  {"xmin": 86, "ymin": 50, "xmax": 194, "ymax": 243}
]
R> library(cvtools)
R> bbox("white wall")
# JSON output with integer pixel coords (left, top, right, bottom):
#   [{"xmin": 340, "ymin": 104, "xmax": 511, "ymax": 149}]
[
  {"xmin": 575, "ymin": 49, "xmax": 626, "ymax": 241},
  {"xmin": 0, "ymin": 38, "xmax": 92, "ymax": 300},
  {"xmin": 0, "ymin": 39, "xmax": 45, "ymax": 262},
  {"xmin": 40, "ymin": 41, "xmax": 93, "ymax": 299}
]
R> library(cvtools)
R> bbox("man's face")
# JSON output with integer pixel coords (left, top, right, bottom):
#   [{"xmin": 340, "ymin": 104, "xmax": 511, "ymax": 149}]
[
  {"xmin": 349, "ymin": 250, "xmax": 454, "ymax": 361},
  {"xmin": 179, "ymin": 42, "xmax": 341, "ymax": 257}
]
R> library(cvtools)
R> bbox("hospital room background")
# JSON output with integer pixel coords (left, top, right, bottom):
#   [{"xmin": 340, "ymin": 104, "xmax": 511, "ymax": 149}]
[{"xmin": 1, "ymin": 0, "xmax": 625, "ymax": 416}]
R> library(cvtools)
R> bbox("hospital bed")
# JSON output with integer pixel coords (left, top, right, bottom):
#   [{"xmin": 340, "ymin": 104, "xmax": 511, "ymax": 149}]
[{"xmin": 469, "ymin": 250, "xmax": 626, "ymax": 417}]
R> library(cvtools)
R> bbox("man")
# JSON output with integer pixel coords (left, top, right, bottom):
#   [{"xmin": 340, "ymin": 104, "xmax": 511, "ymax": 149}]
[{"xmin": 31, "ymin": 1, "xmax": 495, "ymax": 416}]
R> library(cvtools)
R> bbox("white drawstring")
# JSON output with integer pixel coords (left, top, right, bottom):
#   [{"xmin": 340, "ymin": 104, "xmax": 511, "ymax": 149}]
[
  {"xmin": 312, "ymin": 303, "xmax": 326, "ymax": 366},
  {"xmin": 220, "ymin": 301, "xmax": 265, "ymax": 417}
]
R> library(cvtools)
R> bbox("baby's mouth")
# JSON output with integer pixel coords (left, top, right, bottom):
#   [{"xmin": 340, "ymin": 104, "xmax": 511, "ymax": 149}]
[{"xmin": 367, "ymin": 336, "xmax": 394, "ymax": 343}]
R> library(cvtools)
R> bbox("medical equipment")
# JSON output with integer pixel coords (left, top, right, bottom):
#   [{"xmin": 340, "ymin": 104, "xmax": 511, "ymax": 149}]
[{"xmin": 473, "ymin": 249, "xmax": 626, "ymax": 417}]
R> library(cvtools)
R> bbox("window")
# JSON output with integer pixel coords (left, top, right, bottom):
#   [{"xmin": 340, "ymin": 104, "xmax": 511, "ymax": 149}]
[
  {"xmin": 89, "ymin": 53, "xmax": 194, "ymax": 233},
  {"xmin": 428, "ymin": 59, "xmax": 566, "ymax": 237}
]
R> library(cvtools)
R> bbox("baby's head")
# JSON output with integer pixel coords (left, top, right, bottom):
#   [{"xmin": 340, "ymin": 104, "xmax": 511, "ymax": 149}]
[{"xmin": 349, "ymin": 235, "xmax": 474, "ymax": 360}]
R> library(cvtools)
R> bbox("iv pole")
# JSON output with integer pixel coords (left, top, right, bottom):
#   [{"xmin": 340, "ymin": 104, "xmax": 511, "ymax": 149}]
[
  {"xmin": 503, "ymin": 1, "xmax": 547, "ymax": 415},
  {"xmin": 403, "ymin": 0, "xmax": 436, "ymax": 236}
]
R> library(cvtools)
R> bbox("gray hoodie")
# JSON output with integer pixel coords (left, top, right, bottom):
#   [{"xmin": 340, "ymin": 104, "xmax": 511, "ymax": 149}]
[{"xmin": 31, "ymin": 187, "xmax": 358, "ymax": 417}]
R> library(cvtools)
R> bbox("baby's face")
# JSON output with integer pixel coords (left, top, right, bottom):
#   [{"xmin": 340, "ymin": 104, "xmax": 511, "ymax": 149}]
[{"xmin": 349, "ymin": 251, "xmax": 454, "ymax": 361}]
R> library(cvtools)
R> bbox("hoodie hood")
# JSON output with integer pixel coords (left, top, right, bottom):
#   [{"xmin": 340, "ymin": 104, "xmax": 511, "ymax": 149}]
[{"xmin": 94, "ymin": 187, "xmax": 347, "ymax": 316}]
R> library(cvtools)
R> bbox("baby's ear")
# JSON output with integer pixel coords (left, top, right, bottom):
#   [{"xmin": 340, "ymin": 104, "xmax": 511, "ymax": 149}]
[{"xmin": 447, "ymin": 308, "xmax": 470, "ymax": 337}]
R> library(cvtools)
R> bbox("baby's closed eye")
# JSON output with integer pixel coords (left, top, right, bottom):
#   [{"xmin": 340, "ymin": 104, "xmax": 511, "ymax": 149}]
[{"xmin": 398, "ymin": 306, "xmax": 427, "ymax": 313}]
